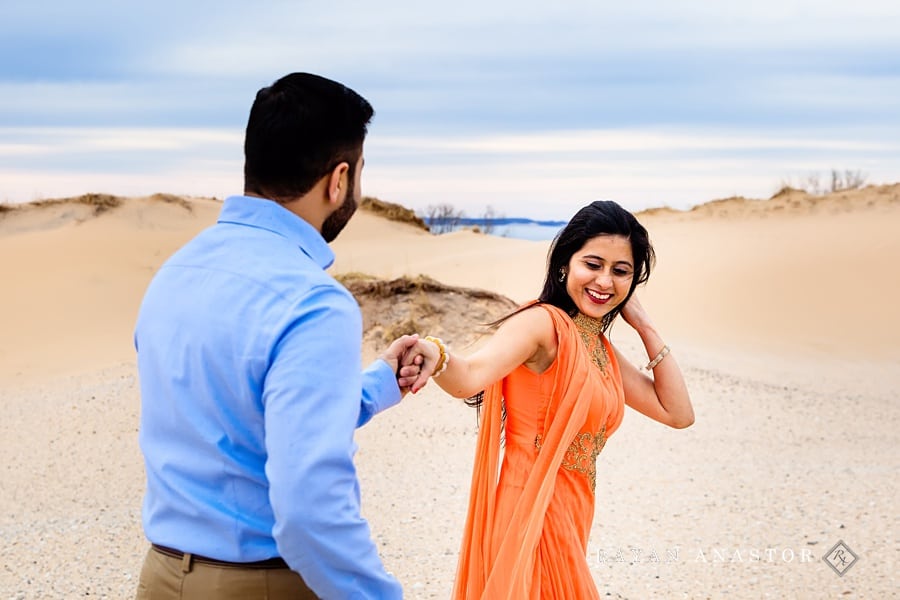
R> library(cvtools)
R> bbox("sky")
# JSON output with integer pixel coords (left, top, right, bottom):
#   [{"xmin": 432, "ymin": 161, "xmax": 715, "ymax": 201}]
[{"xmin": 2, "ymin": 0, "xmax": 899, "ymax": 219}]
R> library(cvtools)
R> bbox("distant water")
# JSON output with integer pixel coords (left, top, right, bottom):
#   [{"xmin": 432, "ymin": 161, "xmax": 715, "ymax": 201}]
[
  {"xmin": 425, "ymin": 218, "xmax": 565, "ymax": 241},
  {"xmin": 491, "ymin": 222, "xmax": 564, "ymax": 241}
]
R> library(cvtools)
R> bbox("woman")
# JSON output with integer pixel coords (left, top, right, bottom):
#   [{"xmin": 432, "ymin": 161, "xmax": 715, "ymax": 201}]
[{"xmin": 411, "ymin": 200, "xmax": 694, "ymax": 599}]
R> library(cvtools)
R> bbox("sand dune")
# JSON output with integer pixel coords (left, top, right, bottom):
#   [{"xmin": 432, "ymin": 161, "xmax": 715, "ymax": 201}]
[
  {"xmin": 638, "ymin": 200, "xmax": 900, "ymax": 362},
  {"xmin": 1, "ymin": 187, "xmax": 897, "ymax": 598},
  {"xmin": 3, "ymin": 186, "xmax": 896, "ymax": 380},
  {"xmin": 0, "ymin": 195, "xmax": 222, "ymax": 381},
  {"xmin": 638, "ymin": 182, "xmax": 900, "ymax": 220}
]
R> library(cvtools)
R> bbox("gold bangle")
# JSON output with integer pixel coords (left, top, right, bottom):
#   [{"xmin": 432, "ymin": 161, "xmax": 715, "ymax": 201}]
[
  {"xmin": 424, "ymin": 336, "xmax": 450, "ymax": 377},
  {"xmin": 644, "ymin": 345, "xmax": 670, "ymax": 370}
]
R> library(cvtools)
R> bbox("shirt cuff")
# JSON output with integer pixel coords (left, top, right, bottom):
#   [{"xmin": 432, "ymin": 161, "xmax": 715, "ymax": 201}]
[{"xmin": 361, "ymin": 359, "xmax": 403, "ymax": 415}]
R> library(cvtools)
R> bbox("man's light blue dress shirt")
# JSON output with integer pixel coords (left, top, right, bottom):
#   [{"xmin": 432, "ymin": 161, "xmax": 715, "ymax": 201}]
[{"xmin": 135, "ymin": 196, "xmax": 403, "ymax": 599}]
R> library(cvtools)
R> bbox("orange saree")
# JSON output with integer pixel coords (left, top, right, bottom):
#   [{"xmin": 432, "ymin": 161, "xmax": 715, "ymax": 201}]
[{"xmin": 452, "ymin": 304, "xmax": 625, "ymax": 599}]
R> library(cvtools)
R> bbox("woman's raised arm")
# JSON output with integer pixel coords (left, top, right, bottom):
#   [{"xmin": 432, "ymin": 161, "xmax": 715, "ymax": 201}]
[
  {"xmin": 614, "ymin": 295, "xmax": 694, "ymax": 428},
  {"xmin": 410, "ymin": 305, "xmax": 556, "ymax": 397}
]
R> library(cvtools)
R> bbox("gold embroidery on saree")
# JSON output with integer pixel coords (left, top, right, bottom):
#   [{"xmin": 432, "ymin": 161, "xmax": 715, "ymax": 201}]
[
  {"xmin": 573, "ymin": 313, "xmax": 608, "ymax": 374},
  {"xmin": 534, "ymin": 425, "xmax": 608, "ymax": 492}
]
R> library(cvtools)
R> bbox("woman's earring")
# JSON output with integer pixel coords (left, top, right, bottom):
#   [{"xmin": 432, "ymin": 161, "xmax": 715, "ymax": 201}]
[{"xmin": 558, "ymin": 268, "xmax": 567, "ymax": 283}]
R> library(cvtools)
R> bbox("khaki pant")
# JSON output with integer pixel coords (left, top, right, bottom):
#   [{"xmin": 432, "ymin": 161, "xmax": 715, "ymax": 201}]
[{"xmin": 135, "ymin": 546, "xmax": 318, "ymax": 599}]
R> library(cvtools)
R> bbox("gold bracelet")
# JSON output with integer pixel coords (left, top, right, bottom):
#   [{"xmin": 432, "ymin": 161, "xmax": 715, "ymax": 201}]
[
  {"xmin": 424, "ymin": 336, "xmax": 450, "ymax": 377},
  {"xmin": 644, "ymin": 345, "xmax": 670, "ymax": 370}
]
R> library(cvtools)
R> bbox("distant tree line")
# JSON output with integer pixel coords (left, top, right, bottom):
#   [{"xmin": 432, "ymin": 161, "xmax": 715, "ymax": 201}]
[
  {"xmin": 421, "ymin": 203, "xmax": 503, "ymax": 235},
  {"xmin": 777, "ymin": 169, "xmax": 868, "ymax": 196}
]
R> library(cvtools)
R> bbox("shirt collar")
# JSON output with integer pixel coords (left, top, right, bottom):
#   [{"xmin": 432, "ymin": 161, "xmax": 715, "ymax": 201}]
[{"xmin": 218, "ymin": 195, "xmax": 335, "ymax": 269}]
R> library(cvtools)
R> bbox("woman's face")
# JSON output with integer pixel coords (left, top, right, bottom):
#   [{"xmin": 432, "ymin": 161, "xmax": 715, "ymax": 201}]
[{"xmin": 565, "ymin": 234, "xmax": 635, "ymax": 319}]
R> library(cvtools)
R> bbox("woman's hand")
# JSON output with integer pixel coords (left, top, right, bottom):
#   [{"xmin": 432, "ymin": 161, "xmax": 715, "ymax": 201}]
[
  {"xmin": 620, "ymin": 293, "xmax": 653, "ymax": 332},
  {"xmin": 615, "ymin": 293, "xmax": 695, "ymax": 429},
  {"xmin": 402, "ymin": 337, "xmax": 442, "ymax": 394},
  {"xmin": 381, "ymin": 334, "xmax": 431, "ymax": 393}
]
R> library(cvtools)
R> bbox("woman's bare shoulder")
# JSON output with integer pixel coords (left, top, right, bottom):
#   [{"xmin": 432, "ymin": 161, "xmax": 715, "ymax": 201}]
[
  {"xmin": 502, "ymin": 303, "xmax": 556, "ymax": 333},
  {"xmin": 498, "ymin": 304, "xmax": 558, "ymax": 366}
]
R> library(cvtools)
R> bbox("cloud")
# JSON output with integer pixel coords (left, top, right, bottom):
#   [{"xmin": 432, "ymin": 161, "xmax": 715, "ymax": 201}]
[
  {"xmin": 0, "ymin": 80, "xmax": 251, "ymax": 127},
  {"xmin": 3, "ymin": 1, "xmax": 898, "ymax": 134},
  {"xmin": 0, "ymin": 126, "xmax": 241, "ymax": 184},
  {"xmin": 363, "ymin": 125, "xmax": 900, "ymax": 217},
  {"xmin": 1, "ymin": 1, "xmax": 898, "ymax": 215},
  {"xmin": 2, "ymin": 122, "xmax": 898, "ymax": 216}
]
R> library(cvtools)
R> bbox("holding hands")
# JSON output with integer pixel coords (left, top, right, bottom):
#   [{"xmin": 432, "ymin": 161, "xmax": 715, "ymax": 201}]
[{"xmin": 380, "ymin": 334, "xmax": 439, "ymax": 394}]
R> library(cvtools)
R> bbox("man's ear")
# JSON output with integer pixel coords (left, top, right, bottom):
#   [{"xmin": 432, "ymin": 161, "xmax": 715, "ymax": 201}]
[{"xmin": 326, "ymin": 162, "xmax": 350, "ymax": 205}]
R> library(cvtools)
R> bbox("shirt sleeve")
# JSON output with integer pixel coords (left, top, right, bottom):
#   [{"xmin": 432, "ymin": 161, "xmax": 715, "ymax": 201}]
[
  {"xmin": 357, "ymin": 359, "xmax": 402, "ymax": 427},
  {"xmin": 262, "ymin": 285, "xmax": 403, "ymax": 599}
]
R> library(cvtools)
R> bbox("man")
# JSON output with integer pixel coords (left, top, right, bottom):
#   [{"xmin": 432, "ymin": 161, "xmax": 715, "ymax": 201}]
[{"xmin": 134, "ymin": 73, "xmax": 425, "ymax": 599}]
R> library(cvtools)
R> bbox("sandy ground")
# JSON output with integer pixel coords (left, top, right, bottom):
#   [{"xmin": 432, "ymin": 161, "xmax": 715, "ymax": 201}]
[{"xmin": 1, "ymin": 187, "xmax": 898, "ymax": 598}]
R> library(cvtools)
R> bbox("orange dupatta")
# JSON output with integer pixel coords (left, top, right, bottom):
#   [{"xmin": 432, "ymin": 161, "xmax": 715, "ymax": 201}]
[{"xmin": 452, "ymin": 304, "xmax": 598, "ymax": 599}]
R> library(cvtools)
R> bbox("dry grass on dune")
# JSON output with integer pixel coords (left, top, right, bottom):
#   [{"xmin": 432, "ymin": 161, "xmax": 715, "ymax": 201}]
[
  {"xmin": 337, "ymin": 273, "xmax": 517, "ymax": 351},
  {"xmin": 0, "ymin": 190, "xmax": 424, "ymax": 230},
  {"xmin": 145, "ymin": 192, "xmax": 196, "ymax": 212},
  {"xmin": 0, "ymin": 194, "xmax": 183, "ymax": 216},
  {"xmin": 34, "ymin": 192, "xmax": 122, "ymax": 215},
  {"xmin": 359, "ymin": 196, "xmax": 429, "ymax": 231},
  {"xmin": 0, "ymin": 192, "xmax": 198, "ymax": 221},
  {"xmin": 637, "ymin": 182, "xmax": 900, "ymax": 221},
  {"xmin": 0, "ymin": 193, "xmax": 121, "ymax": 218},
  {"xmin": 0, "ymin": 193, "xmax": 217, "ymax": 241}
]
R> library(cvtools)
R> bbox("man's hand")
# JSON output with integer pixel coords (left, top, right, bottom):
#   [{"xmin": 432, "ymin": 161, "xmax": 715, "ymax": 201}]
[
  {"xmin": 381, "ymin": 334, "xmax": 428, "ymax": 393},
  {"xmin": 401, "ymin": 337, "xmax": 442, "ymax": 394}
]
